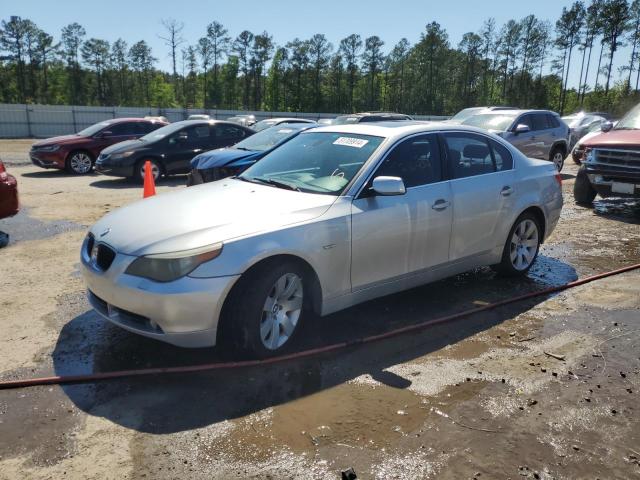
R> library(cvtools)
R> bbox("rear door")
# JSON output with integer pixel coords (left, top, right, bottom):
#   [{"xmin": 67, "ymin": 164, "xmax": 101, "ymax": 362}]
[
  {"xmin": 531, "ymin": 113, "xmax": 555, "ymax": 159},
  {"xmin": 351, "ymin": 133, "xmax": 452, "ymax": 290},
  {"xmin": 443, "ymin": 132, "xmax": 516, "ymax": 260}
]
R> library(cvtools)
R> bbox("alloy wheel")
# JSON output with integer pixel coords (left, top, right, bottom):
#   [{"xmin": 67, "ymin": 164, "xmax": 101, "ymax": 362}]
[
  {"xmin": 70, "ymin": 152, "xmax": 92, "ymax": 174},
  {"xmin": 509, "ymin": 219, "xmax": 539, "ymax": 271},
  {"xmin": 140, "ymin": 161, "xmax": 160, "ymax": 181},
  {"xmin": 552, "ymin": 151, "xmax": 564, "ymax": 171},
  {"xmin": 259, "ymin": 273, "xmax": 303, "ymax": 350}
]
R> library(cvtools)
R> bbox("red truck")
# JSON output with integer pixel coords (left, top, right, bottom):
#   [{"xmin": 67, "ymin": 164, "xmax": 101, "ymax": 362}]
[{"xmin": 574, "ymin": 104, "xmax": 640, "ymax": 206}]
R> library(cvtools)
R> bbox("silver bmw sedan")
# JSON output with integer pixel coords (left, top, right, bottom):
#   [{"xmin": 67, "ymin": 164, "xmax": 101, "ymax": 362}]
[{"xmin": 81, "ymin": 122, "xmax": 563, "ymax": 357}]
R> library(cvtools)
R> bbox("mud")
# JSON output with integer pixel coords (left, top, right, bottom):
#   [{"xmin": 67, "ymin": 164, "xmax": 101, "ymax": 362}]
[{"xmin": 1, "ymin": 148, "xmax": 640, "ymax": 479}]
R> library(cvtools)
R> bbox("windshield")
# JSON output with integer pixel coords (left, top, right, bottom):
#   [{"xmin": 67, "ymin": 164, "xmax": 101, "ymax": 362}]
[
  {"xmin": 239, "ymin": 132, "xmax": 384, "ymax": 195},
  {"xmin": 140, "ymin": 121, "xmax": 192, "ymax": 141},
  {"xmin": 562, "ymin": 116, "xmax": 580, "ymax": 128},
  {"xmin": 253, "ymin": 119, "xmax": 279, "ymax": 132},
  {"xmin": 615, "ymin": 104, "xmax": 640, "ymax": 130},
  {"xmin": 462, "ymin": 113, "xmax": 517, "ymax": 131},
  {"xmin": 450, "ymin": 107, "xmax": 485, "ymax": 122},
  {"xmin": 77, "ymin": 122, "xmax": 111, "ymax": 137},
  {"xmin": 234, "ymin": 125, "xmax": 305, "ymax": 152}
]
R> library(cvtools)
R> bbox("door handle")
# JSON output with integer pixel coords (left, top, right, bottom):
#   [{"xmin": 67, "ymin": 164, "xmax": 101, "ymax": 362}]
[
  {"xmin": 432, "ymin": 199, "xmax": 451, "ymax": 211},
  {"xmin": 193, "ymin": 149, "xmax": 203, "ymax": 153},
  {"xmin": 501, "ymin": 186, "xmax": 513, "ymax": 196}
]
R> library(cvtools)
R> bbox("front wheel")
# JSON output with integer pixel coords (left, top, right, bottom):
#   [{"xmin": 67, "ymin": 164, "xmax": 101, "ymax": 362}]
[
  {"xmin": 66, "ymin": 151, "xmax": 94, "ymax": 175},
  {"xmin": 549, "ymin": 146, "xmax": 565, "ymax": 172},
  {"xmin": 493, "ymin": 213, "xmax": 541, "ymax": 276},
  {"xmin": 220, "ymin": 260, "xmax": 306, "ymax": 358},
  {"xmin": 573, "ymin": 167, "xmax": 597, "ymax": 206},
  {"xmin": 133, "ymin": 159, "xmax": 162, "ymax": 184}
]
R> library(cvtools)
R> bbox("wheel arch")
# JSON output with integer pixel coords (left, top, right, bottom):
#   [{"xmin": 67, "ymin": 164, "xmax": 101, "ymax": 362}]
[
  {"xmin": 65, "ymin": 149, "xmax": 95, "ymax": 168},
  {"xmin": 518, "ymin": 205, "xmax": 546, "ymax": 242},
  {"xmin": 550, "ymin": 140, "xmax": 567, "ymax": 156}
]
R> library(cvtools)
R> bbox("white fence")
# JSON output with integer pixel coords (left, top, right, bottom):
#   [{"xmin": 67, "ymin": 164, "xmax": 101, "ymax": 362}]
[{"xmin": 0, "ymin": 103, "xmax": 449, "ymax": 138}]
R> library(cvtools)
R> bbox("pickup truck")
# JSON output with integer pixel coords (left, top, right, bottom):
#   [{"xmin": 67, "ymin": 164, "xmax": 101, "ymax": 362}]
[{"xmin": 574, "ymin": 104, "xmax": 640, "ymax": 205}]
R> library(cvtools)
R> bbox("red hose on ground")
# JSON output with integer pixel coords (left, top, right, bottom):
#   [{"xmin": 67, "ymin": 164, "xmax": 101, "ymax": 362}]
[{"xmin": 1, "ymin": 262, "xmax": 639, "ymax": 391}]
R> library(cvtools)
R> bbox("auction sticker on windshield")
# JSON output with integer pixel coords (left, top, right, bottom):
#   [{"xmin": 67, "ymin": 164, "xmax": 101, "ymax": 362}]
[{"xmin": 333, "ymin": 137, "xmax": 369, "ymax": 148}]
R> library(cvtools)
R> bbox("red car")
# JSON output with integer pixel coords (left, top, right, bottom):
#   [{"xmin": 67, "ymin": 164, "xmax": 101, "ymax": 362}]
[
  {"xmin": 574, "ymin": 103, "xmax": 640, "ymax": 205},
  {"xmin": 29, "ymin": 117, "xmax": 168, "ymax": 175},
  {"xmin": 0, "ymin": 159, "xmax": 19, "ymax": 220}
]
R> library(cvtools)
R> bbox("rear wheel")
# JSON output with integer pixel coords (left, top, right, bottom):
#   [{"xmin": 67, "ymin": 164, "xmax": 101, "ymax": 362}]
[
  {"xmin": 549, "ymin": 146, "xmax": 565, "ymax": 171},
  {"xmin": 66, "ymin": 151, "xmax": 93, "ymax": 175},
  {"xmin": 220, "ymin": 260, "xmax": 306, "ymax": 358},
  {"xmin": 493, "ymin": 213, "xmax": 541, "ymax": 276},
  {"xmin": 573, "ymin": 167, "xmax": 597, "ymax": 206},
  {"xmin": 133, "ymin": 158, "xmax": 162, "ymax": 183}
]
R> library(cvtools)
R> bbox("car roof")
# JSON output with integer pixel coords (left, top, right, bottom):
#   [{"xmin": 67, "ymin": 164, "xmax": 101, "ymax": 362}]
[
  {"xmin": 107, "ymin": 117, "xmax": 165, "ymax": 124},
  {"xmin": 307, "ymin": 120, "xmax": 501, "ymax": 141},
  {"xmin": 172, "ymin": 119, "xmax": 249, "ymax": 127},
  {"xmin": 471, "ymin": 109, "xmax": 558, "ymax": 116}
]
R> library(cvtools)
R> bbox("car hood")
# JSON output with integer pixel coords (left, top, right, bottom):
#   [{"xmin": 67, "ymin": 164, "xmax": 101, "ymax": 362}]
[
  {"xmin": 581, "ymin": 129, "xmax": 640, "ymax": 149},
  {"xmin": 91, "ymin": 179, "xmax": 336, "ymax": 256},
  {"xmin": 32, "ymin": 135, "xmax": 86, "ymax": 147},
  {"xmin": 101, "ymin": 139, "xmax": 146, "ymax": 155},
  {"xmin": 191, "ymin": 148, "xmax": 260, "ymax": 169}
]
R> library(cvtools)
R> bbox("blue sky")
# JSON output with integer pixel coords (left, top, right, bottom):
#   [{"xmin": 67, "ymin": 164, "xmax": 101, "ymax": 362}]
[{"xmin": 5, "ymin": 0, "xmax": 635, "ymax": 88}]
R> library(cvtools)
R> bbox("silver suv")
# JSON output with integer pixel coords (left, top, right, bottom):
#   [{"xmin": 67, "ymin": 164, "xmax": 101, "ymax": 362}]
[{"xmin": 462, "ymin": 109, "xmax": 570, "ymax": 171}]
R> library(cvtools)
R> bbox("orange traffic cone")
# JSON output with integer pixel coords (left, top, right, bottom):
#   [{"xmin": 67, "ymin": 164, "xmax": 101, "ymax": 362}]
[{"xmin": 143, "ymin": 160, "xmax": 156, "ymax": 198}]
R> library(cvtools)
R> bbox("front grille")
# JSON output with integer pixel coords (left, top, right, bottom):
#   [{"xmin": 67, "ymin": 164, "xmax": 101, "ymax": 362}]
[
  {"xmin": 593, "ymin": 148, "xmax": 640, "ymax": 171},
  {"xmin": 96, "ymin": 244, "xmax": 116, "ymax": 271}
]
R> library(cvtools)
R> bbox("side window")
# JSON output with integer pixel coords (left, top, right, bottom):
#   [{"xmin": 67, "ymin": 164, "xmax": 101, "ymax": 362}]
[
  {"xmin": 443, "ymin": 132, "xmax": 495, "ymax": 179},
  {"xmin": 139, "ymin": 122, "xmax": 159, "ymax": 134},
  {"xmin": 517, "ymin": 115, "xmax": 533, "ymax": 130},
  {"xmin": 108, "ymin": 122, "xmax": 137, "ymax": 136},
  {"xmin": 532, "ymin": 114, "xmax": 549, "ymax": 131},
  {"xmin": 216, "ymin": 124, "xmax": 246, "ymax": 139},
  {"xmin": 490, "ymin": 140, "xmax": 513, "ymax": 171},
  {"xmin": 546, "ymin": 114, "xmax": 560, "ymax": 129},
  {"xmin": 374, "ymin": 134, "xmax": 442, "ymax": 188}
]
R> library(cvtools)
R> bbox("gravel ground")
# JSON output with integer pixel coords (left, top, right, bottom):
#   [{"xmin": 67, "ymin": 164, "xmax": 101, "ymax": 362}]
[{"xmin": 0, "ymin": 139, "xmax": 639, "ymax": 479}]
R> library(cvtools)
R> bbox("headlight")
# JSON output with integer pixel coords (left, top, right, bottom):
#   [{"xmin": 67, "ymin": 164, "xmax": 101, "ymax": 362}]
[
  {"xmin": 36, "ymin": 145, "xmax": 60, "ymax": 152},
  {"xmin": 111, "ymin": 151, "xmax": 135, "ymax": 160},
  {"xmin": 125, "ymin": 243, "xmax": 223, "ymax": 282}
]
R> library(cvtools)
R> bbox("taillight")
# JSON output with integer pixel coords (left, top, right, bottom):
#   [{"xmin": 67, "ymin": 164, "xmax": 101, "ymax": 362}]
[
  {"xmin": 555, "ymin": 173, "xmax": 562, "ymax": 186},
  {"xmin": 0, "ymin": 160, "xmax": 6, "ymax": 181}
]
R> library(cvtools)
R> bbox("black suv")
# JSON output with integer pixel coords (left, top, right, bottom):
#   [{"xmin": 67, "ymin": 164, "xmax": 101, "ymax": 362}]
[{"xmin": 95, "ymin": 120, "xmax": 254, "ymax": 181}]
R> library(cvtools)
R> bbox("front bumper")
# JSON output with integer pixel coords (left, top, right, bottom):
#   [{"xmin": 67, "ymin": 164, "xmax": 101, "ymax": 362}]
[
  {"xmin": 80, "ymin": 236, "xmax": 240, "ymax": 347},
  {"xmin": 585, "ymin": 164, "xmax": 640, "ymax": 198},
  {"xmin": 95, "ymin": 158, "xmax": 136, "ymax": 177},
  {"xmin": 30, "ymin": 150, "xmax": 65, "ymax": 169}
]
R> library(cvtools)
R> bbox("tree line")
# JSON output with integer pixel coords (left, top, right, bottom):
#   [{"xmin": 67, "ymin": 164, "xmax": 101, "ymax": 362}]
[{"xmin": 1, "ymin": 0, "xmax": 640, "ymax": 116}]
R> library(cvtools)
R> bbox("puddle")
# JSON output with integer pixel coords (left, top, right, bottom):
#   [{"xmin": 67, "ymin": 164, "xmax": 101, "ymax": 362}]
[
  {"xmin": 594, "ymin": 198, "xmax": 640, "ymax": 221},
  {"xmin": 0, "ymin": 207, "xmax": 85, "ymax": 245}
]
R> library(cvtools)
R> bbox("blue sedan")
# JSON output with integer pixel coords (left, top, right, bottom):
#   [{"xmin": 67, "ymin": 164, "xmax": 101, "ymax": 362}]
[{"xmin": 187, "ymin": 122, "xmax": 317, "ymax": 185}]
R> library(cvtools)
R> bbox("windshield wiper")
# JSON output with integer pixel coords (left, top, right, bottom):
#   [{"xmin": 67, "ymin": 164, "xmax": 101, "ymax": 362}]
[
  {"xmin": 249, "ymin": 176, "xmax": 301, "ymax": 192},
  {"xmin": 235, "ymin": 147, "xmax": 256, "ymax": 151}
]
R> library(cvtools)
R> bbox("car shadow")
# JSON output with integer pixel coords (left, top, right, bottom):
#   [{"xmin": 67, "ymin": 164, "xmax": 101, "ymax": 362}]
[
  {"xmin": 560, "ymin": 173, "xmax": 575, "ymax": 180},
  {"xmin": 51, "ymin": 255, "xmax": 577, "ymax": 434},
  {"xmin": 593, "ymin": 198, "xmax": 640, "ymax": 224},
  {"xmin": 90, "ymin": 176, "xmax": 187, "ymax": 189},
  {"xmin": 21, "ymin": 170, "xmax": 91, "ymax": 179}
]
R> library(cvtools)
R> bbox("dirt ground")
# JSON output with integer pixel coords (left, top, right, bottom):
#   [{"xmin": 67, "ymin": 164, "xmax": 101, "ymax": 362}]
[{"xmin": 0, "ymin": 139, "xmax": 639, "ymax": 479}]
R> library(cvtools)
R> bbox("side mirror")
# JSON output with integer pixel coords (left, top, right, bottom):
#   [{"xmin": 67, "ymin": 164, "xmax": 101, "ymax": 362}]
[
  {"xmin": 371, "ymin": 176, "xmax": 406, "ymax": 196},
  {"xmin": 514, "ymin": 124, "xmax": 530, "ymax": 134},
  {"xmin": 601, "ymin": 121, "xmax": 613, "ymax": 133}
]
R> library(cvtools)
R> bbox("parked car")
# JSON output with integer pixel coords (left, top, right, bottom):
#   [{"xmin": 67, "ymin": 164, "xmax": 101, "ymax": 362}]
[
  {"xmin": 317, "ymin": 118, "xmax": 334, "ymax": 126},
  {"xmin": 561, "ymin": 113, "xmax": 607, "ymax": 148},
  {"xmin": 333, "ymin": 112, "xmax": 413, "ymax": 124},
  {"xmin": 81, "ymin": 122, "xmax": 562, "ymax": 356},
  {"xmin": 447, "ymin": 106, "xmax": 518, "ymax": 124},
  {"xmin": 144, "ymin": 115, "xmax": 170, "ymax": 123},
  {"xmin": 187, "ymin": 122, "xmax": 317, "ymax": 185},
  {"xmin": 227, "ymin": 114, "xmax": 257, "ymax": 127},
  {"xmin": 252, "ymin": 117, "xmax": 315, "ymax": 132},
  {"xmin": 462, "ymin": 109, "xmax": 570, "ymax": 171},
  {"xmin": 95, "ymin": 120, "xmax": 255, "ymax": 182},
  {"xmin": 573, "ymin": 103, "xmax": 640, "ymax": 205},
  {"xmin": 187, "ymin": 114, "xmax": 211, "ymax": 120},
  {"xmin": 571, "ymin": 120, "xmax": 613, "ymax": 164},
  {"xmin": 0, "ymin": 159, "xmax": 19, "ymax": 220},
  {"xmin": 30, "ymin": 117, "xmax": 168, "ymax": 175}
]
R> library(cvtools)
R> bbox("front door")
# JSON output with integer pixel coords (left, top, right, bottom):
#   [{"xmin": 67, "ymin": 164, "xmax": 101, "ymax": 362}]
[
  {"xmin": 165, "ymin": 125, "xmax": 213, "ymax": 173},
  {"xmin": 351, "ymin": 133, "xmax": 453, "ymax": 290},
  {"xmin": 508, "ymin": 114, "xmax": 544, "ymax": 158},
  {"xmin": 443, "ymin": 132, "xmax": 516, "ymax": 260}
]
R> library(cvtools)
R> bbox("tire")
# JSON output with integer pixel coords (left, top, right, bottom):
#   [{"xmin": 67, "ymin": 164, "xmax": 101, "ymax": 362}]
[
  {"xmin": 549, "ymin": 145, "xmax": 565, "ymax": 172},
  {"xmin": 66, "ymin": 151, "xmax": 94, "ymax": 175},
  {"xmin": 220, "ymin": 260, "xmax": 307, "ymax": 358},
  {"xmin": 493, "ymin": 213, "xmax": 541, "ymax": 277},
  {"xmin": 133, "ymin": 158, "xmax": 162, "ymax": 184},
  {"xmin": 573, "ymin": 167, "xmax": 597, "ymax": 206}
]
